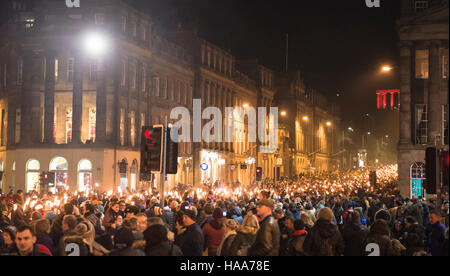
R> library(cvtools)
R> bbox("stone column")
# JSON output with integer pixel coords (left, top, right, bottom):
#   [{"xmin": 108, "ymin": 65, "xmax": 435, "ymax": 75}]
[
  {"xmin": 428, "ymin": 40, "xmax": 442, "ymax": 145},
  {"xmin": 43, "ymin": 50, "xmax": 56, "ymax": 143},
  {"xmin": 95, "ymin": 57, "xmax": 107, "ymax": 144},
  {"xmin": 399, "ymin": 41, "xmax": 413, "ymax": 145},
  {"xmin": 71, "ymin": 50, "xmax": 84, "ymax": 144}
]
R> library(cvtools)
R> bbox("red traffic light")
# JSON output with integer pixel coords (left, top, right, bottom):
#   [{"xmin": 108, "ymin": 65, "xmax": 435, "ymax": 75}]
[{"xmin": 256, "ymin": 169, "xmax": 261, "ymax": 173}]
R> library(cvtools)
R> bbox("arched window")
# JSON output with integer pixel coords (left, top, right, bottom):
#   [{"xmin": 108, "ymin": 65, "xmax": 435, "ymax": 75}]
[
  {"xmin": 50, "ymin": 157, "xmax": 68, "ymax": 189},
  {"xmin": 78, "ymin": 159, "xmax": 92, "ymax": 192},
  {"xmin": 130, "ymin": 159, "xmax": 138, "ymax": 192},
  {"xmin": 26, "ymin": 159, "xmax": 40, "ymax": 192},
  {"xmin": 411, "ymin": 162, "xmax": 426, "ymax": 198}
]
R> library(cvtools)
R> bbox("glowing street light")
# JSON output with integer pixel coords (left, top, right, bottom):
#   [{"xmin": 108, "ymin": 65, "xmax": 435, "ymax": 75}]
[
  {"xmin": 348, "ymin": 127, "xmax": 354, "ymax": 132},
  {"xmin": 302, "ymin": 116, "xmax": 309, "ymax": 121},
  {"xmin": 326, "ymin": 121, "xmax": 332, "ymax": 127},
  {"xmin": 83, "ymin": 32, "xmax": 109, "ymax": 56},
  {"xmin": 381, "ymin": 65, "xmax": 393, "ymax": 72},
  {"xmin": 243, "ymin": 103, "xmax": 249, "ymax": 108},
  {"xmin": 280, "ymin": 111, "xmax": 287, "ymax": 116}
]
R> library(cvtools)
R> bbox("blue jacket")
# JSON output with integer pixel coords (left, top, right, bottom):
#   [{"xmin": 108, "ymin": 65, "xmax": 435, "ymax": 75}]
[{"xmin": 427, "ymin": 222, "xmax": 446, "ymax": 256}]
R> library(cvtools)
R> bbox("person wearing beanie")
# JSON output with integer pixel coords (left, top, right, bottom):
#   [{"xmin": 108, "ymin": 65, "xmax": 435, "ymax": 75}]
[
  {"xmin": 144, "ymin": 224, "xmax": 182, "ymax": 256},
  {"xmin": 202, "ymin": 207, "xmax": 225, "ymax": 256},
  {"xmin": 109, "ymin": 227, "xmax": 144, "ymax": 256},
  {"xmin": 303, "ymin": 207, "xmax": 344, "ymax": 256},
  {"xmin": 248, "ymin": 198, "xmax": 280, "ymax": 256},
  {"xmin": 179, "ymin": 209, "xmax": 204, "ymax": 256}
]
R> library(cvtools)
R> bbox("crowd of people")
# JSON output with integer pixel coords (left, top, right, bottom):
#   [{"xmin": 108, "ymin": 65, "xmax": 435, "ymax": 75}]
[{"xmin": 0, "ymin": 165, "xmax": 448, "ymax": 256}]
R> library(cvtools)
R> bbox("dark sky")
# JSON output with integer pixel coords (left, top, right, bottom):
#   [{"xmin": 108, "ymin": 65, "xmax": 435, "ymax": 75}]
[{"xmin": 128, "ymin": 0, "xmax": 401, "ymax": 133}]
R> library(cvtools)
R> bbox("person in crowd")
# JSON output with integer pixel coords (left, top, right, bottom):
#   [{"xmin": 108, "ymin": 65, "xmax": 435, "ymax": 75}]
[
  {"xmin": 303, "ymin": 207, "xmax": 344, "ymax": 256},
  {"xmin": 2, "ymin": 225, "xmax": 51, "ymax": 256},
  {"xmin": 103, "ymin": 201, "xmax": 120, "ymax": 235},
  {"xmin": 427, "ymin": 211, "xmax": 446, "ymax": 256},
  {"xmin": 34, "ymin": 219, "xmax": 56, "ymax": 256},
  {"xmin": 341, "ymin": 211, "xmax": 368, "ymax": 256},
  {"xmin": 248, "ymin": 199, "xmax": 280, "ymax": 256},
  {"xmin": 286, "ymin": 220, "xmax": 308, "ymax": 256},
  {"xmin": 50, "ymin": 203, "xmax": 74, "ymax": 246},
  {"xmin": 0, "ymin": 226, "xmax": 16, "ymax": 253},
  {"xmin": 299, "ymin": 212, "xmax": 314, "ymax": 232},
  {"xmin": 144, "ymin": 224, "xmax": 183, "ymax": 256},
  {"xmin": 227, "ymin": 213, "xmax": 259, "ymax": 256},
  {"xmin": 217, "ymin": 219, "xmax": 239, "ymax": 256},
  {"xmin": 365, "ymin": 219, "xmax": 401, "ymax": 256},
  {"xmin": 109, "ymin": 227, "xmax": 145, "ymax": 256},
  {"xmin": 179, "ymin": 209, "xmax": 204, "ymax": 256},
  {"xmin": 202, "ymin": 207, "xmax": 225, "ymax": 256},
  {"xmin": 199, "ymin": 203, "xmax": 215, "ymax": 229}
]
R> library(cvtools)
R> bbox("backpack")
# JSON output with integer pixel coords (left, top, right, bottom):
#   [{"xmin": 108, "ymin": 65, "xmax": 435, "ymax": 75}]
[{"xmin": 319, "ymin": 238, "xmax": 334, "ymax": 256}]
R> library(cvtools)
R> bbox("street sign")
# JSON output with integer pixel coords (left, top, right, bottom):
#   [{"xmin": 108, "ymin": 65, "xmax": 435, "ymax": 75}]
[{"xmin": 200, "ymin": 163, "xmax": 209, "ymax": 171}]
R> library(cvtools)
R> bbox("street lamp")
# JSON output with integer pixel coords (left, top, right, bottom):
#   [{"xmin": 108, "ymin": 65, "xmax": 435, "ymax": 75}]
[
  {"xmin": 280, "ymin": 111, "xmax": 287, "ymax": 117},
  {"xmin": 243, "ymin": 103, "xmax": 249, "ymax": 109},
  {"xmin": 326, "ymin": 121, "xmax": 332, "ymax": 127},
  {"xmin": 302, "ymin": 116, "xmax": 309, "ymax": 121},
  {"xmin": 381, "ymin": 65, "xmax": 394, "ymax": 72},
  {"xmin": 83, "ymin": 32, "xmax": 109, "ymax": 56}
]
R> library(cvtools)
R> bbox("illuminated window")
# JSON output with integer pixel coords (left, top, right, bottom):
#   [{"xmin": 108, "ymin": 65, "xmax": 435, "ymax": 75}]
[
  {"xmin": 67, "ymin": 58, "xmax": 74, "ymax": 82},
  {"xmin": 89, "ymin": 108, "xmax": 96, "ymax": 142},
  {"xmin": 131, "ymin": 63, "xmax": 136, "ymax": 89},
  {"xmin": 141, "ymin": 67, "xmax": 146, "ymax": 92},
  {"xmin": 50, "ymin": 157, "xmax": 68, "ymax": 189},
  {"xmin": 25, "ymin": 18, "xmax": 34, "ymax": 29},
  {"xmin": 26, "ymin": 159, "xmax": 40, "ymax": 192},
  {"xmin": 153, "ymin": 76, "xmax": 160, "ymax": 97},
  {"xmin": 120, "ymin": 109, "xmax": 125, "ymax": 146},
  {"xmin": 54, "ymin": 59, "xmax": 59, "ymax": 83},
  {"xmin": 78, "ymin": 159, "xmax": 92, "ymax": 192},
  {"xmin": 415, "ymin": 50, "xmax": 429, "ymax": 79},
  {"xmin": 65, "ymin": 108, "xmax": 72, "ymax": 143},
  {"xmin": 130, "ymin": 111, "xmax": 136, "ymax": 147}
]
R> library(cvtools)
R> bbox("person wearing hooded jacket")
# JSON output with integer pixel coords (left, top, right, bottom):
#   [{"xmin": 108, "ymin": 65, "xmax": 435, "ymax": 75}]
[
  {"xmin": 364, "ymin": 219, "xmax": 401, "ymax": 256},
  {"xmin": 303, "ymin": 207, "xmax": 344, "ymax": 256},
  {"xmin": 202, "ymin": 207, "xmax": 225, "ymax": 256},
  {"xmin": 341, "ymin": 211, "xmax": 368, "ymax": 256}
]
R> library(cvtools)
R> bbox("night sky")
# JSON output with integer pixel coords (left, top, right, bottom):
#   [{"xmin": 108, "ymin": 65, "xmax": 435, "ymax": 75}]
[{"xmin": 128, "ymin": 0, "xmax": 401, "ymax": 138}]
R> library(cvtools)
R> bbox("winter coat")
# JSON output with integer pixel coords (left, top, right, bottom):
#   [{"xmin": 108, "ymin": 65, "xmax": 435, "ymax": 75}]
[
  {"xmin": 58, "ymin": 230, "xmax": 91, "ymax": 256},
  {"xmin": 161, "ymin": 210, "xmax": 176, "ymax": 232},
  {"xmin": 341, "ymin": 222, "xmax": 369, "ymax": 256},
  {"xmin": 365, "ymin": 220, "xmax": 400, "ymax": 256},
  {"xmin": 109, "ymin": 246, "xmax": 145, "ymax": 256},
  {"xmin": 303, "ymin": 219, "xmax": 344, "ymax": 256},
  {"xmin": 36, "ymin": 234, "xmax": 56, "ymax": 256},
  {"xmin": 202, "ymin": 219, "xmax": 225, "ymax": 254},
  {"xmin": 248, "ymin": 215, "xmax": 280, "ymax": 256},
  {"xmin": 85, "ymin": 212, "xmax": 103, "ymax": 236},
  {"xmin": 228, "ymin": 231, "xmax": 257, "ymax": 256},
  {"xmin": 12, "ymin": 207, "xmax": 28, "ymax": 228},
  {"xmin": 179, "ymin": 223, "xmax": 204, "ymax": 256},
  {"xmin": 426, "ymin": 221, "xmax": 446, "ymax": 256},
  {"xmin": 217, "ymin": 231, "xmax": 237, "ymax": 256},
  {"xmin": 286, "ymin": 230, "xmax": 308, "ymax": 256},
  {"xmin": 102, "ymin": 208, "xmax": 118, "ymax": 235},
  {"xmin": 145, "ymin": 240, "xmax": 183, "ymax": 256},
  {"xmin": 50, "ymin": 213, "xmax": 65, "ymax": 246}
]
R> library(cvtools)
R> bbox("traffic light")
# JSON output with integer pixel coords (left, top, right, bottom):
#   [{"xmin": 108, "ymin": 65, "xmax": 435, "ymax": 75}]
[
  {"xmin": 256, "ymin": 167, "xmax": 263, "ymax": 182},
  {"xmin": 369, "ymin": 171, "xmax": 377, "ymax": 187},
  {"xmin": 39, "ymin": 172, "xmax": 46, "ymax": 186},
  {"xmin": 165, "ymin": 127, "xmax": 179, "ymax": 175},
  {"xmin": 140, "ymin": 126, "xmax": 163, "ymax": 176},
  {"xmin": 425, "ymin": 147, "xmax": 438, "ymax": 194}
]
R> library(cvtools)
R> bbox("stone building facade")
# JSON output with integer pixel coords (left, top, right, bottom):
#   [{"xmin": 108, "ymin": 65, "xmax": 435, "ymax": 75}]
[
  {"xmin": 397, "ymin": 0, "xmax": 449, "ymax": 197},
  {"xmin": 0, "ymin": 0, "xmax": 342, "ymax": 193}
]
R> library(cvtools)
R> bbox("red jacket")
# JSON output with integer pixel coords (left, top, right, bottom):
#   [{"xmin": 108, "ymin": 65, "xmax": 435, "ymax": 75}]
[{"xmin": 202, "ymin": 221, "xmax": 225, "ymax": 254}]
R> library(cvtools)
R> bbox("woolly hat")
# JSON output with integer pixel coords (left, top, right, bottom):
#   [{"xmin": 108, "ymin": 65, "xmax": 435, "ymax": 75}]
[
  {"xmin": 213, "ymin": 207, "xmax": 224, "ymax": 219},
  {"xmin": 114, "ymin": 227, "xmax": 134, "ymax": 248},
  {"xmin": 153, "ymin": 206, "xmax": 162, "ymax": 217},
  {"xmin": 317, "ymin": 207, "xmax": 334, "ymax": 222},
  {"xmin": 144, "ymin": 224, "xmax": 168, "ymax": 246}
]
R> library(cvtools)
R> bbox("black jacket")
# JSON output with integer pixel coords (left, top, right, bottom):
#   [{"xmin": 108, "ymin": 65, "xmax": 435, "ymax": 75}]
[
  {"xmin": 179, "ymin": 223, "xmax": 204, "ymax": 256},
  {"xmin": 146, "ymin": 241, "xmax": 183, "ymax": 256},
  {"xmin": 109, "ymin": 246, "xmax": 145, "ymax": 256},
  {"xmin": 341, "ymin": 222, "xmax": 369, "ymax": 256},
  {"xmin": 248, "ymin": 215, "xmax": 280, "ymax": 256},
  {"xmin": 228, "ymin": 231, "xmax": 257, "ymax": 256},
  {"xmin": 303, "ymin": 219, "xmax": 344, "ymax": 256}
]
